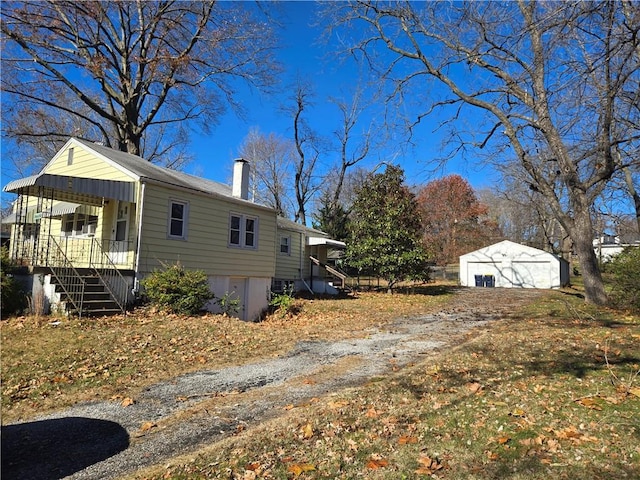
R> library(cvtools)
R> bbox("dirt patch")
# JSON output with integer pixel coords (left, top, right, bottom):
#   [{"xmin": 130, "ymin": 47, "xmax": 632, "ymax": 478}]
[{"xmin": 2, "ymin": 287, "xmax": 545, "ymax": 480}]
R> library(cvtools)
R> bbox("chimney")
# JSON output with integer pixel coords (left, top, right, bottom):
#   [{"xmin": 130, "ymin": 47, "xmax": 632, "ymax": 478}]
[{"xmin": 232, "ymin": 158, "xmax": 250, "ymax": 200}]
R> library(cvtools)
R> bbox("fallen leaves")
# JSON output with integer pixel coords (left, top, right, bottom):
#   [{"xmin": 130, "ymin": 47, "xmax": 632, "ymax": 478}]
[
  {"xmin": 365, "ymin": 406, "xmax": 380, "ymax": 418},
  {"xmin": 3, "ymin": 292, "xmax": 449, "ymax": 422},
  {"xmin": 398, "ymin": 435, "xmax": 419, "ymax": 445},
  {"xmin": 575, "ymin": 396, "xmax": 603, "ymax": 410},
  {"xmin": 286, "ymin": 463, "xmax": 316, "ymax": 476},
  {"xmin": 327, "ymin": 399, "xmax": 349, "ymax": 409},
  {"xmin": 301, "ymin": 423, "xmax": 314, "ymax": 439},
  {"xmin": 140, "ymin": 421, "xmax": 156, "ymax": 432},
  {"xmin": 366, "ymin": 454, "xmax": 389, "ymax": 469},
  {"xmin": 415, "ymin": 455, "xmax": 444, "ymax": 475},
  {"xmin": 465, "ymin": 381, "xmax": 483, "ymax": 394},
  {"xmin": 509, "ymin": 407, "xmax": 526, "ymax": 417},
  {"xmin": 3, "ymin": 288, "xmax": 639, "ymax": 480}
]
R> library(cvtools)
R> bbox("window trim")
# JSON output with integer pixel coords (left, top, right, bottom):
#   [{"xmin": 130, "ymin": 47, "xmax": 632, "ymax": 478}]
[
  {"xmin": 228, "ymin": 212, "xmax": 258, "ymax": 249},
  {"xmin": 279, "ymin": 235, "xmax": 291, "ymax": 255},
  {"xmin": 167, "ymin": 199, "xmax": 189, "ymax": 240},
  {"xmin": 60, "ymin": 212, "xmax": 98, "ymax": 238}
]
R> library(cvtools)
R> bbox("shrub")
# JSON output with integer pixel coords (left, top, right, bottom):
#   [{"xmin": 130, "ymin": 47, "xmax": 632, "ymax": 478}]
[
  {"xmin": 1, "ymin": 247, "xmax": 28, "ymax": 317},
  {"xmin": 215, "ymin": 292, "xmax": 240, "ymax": 317},
  {"xmin": 268, "ymin": 285, "xmax": 298, "ymax": 318},
  {"xmin": 141, "ymin": 262, "xmax": 214, "ymax": 315},
  {"xmin": 608, "ymin": 246, "xmax": 640, "ymax": 311}
]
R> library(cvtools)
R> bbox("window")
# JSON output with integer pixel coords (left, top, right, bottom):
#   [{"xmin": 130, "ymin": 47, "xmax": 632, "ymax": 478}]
[
  {"xmin": 229, "ymin": 213, "xmax": 258, "ymax": 249},
  {"xmin": 272, "ymin": 279, "xmax": 294, "ymax": 293},
  {"xmin": 168, "ymin": 200, "xmax": 188, "ymax": 240},
  {"xmin": 245, "ymin": 217, "xmax": 256, "ymax": 247},
  {"xmin": 67, "ymin": 147, "xmax": 74, "ymax": 166},
  {"xmin": 280, "ymin": 235, "xmax": 291, "ymax": 255},
  {"xmin": 61, "ymin": 213, "xmax": 98, "ymax": 237},
  {"xmin": 229, "ymin": 215, "xmax": 241, "ymax": 246}
]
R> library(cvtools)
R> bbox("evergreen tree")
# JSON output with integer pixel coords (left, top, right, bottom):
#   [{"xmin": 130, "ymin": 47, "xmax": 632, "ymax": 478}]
[
  {"xmin": 346, "ymin": 165, "xmax": 430, "ymax": 292},
  {"xmin": 313, "ymin": 192, "xmax": 350, "ymax": 242}
]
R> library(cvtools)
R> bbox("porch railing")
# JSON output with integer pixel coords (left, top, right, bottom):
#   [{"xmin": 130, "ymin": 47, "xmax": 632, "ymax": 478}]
[
  {"xmin": 54, "ymin": 237, "xmax": 134, "ymax": 269},
  {"xmin": 35, "ymin": 236, "xmax": 130, "ymax": 315},
  {"xmin": 47, "ymin": 236, "xmax": 86, "ymax": 316},
  {"xmin": 88, "ymin": 237, "xmax": 129, "ymax": 313}
]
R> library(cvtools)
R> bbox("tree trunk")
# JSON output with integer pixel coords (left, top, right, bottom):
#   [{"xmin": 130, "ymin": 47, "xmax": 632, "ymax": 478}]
[{"xmin": 571, "ymin": 207, "xmax": 608, "ymax": 305}]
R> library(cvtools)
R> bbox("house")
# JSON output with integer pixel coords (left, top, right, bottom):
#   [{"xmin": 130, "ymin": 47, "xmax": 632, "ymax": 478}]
[
  {"xmin": 3, "ymin": 138, "xmax": 345, "ymax": 320},
  {"xmin": 459, "ymin": 240, "xmax": 570, "ymax": 289},
  {"xmin": 593, "ymin": 234, "xmax": 640, "ymax": 262},
  {"xmin": 275, "ymin": 217, "xmax": 346, "ymax": 295}
]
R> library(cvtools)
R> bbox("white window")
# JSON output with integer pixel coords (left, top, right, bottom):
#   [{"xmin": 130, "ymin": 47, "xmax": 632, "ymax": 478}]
[
  {"xmin": 280, "ymin": 235, "xmax": 291, "ymax": 255},
  {"xmin": 61, "ymin": 213, "xmax": 98, "ymax": 237},
  {"xmin": 67, "ymin": 147, "xmax": 74, "ymax": 166},
  {"xmin": 229, "ymin": 213, "xmax": 258, "ymax": 249},
  {"xmin": 168, "ymin": 200, "xmax": 188, "ymax": 240}
]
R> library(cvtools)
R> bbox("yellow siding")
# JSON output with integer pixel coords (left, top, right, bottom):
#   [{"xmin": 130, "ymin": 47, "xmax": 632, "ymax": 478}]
[
  {"xmin": 45, "ymin": 143, "xmax": 135, "ymax": 182},
  {"xmin": 275, "ymin": 228, "xmax": 306, "ymax": 280},
  {"xmin": 138, "ymin": 183, "xmax": 277, "ymax": 278}
]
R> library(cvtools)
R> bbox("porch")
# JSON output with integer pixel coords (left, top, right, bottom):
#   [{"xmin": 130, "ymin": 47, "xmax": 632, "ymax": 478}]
[{"xmin": 3, "ymin": 173, "xmax": 137, "ymax": 316}]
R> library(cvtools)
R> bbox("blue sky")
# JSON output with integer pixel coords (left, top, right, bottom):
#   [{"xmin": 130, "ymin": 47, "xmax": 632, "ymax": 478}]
[
  {"xmin": 0, "ymin": 1, "xmax": 499, "ymax": 200},
  {"xmin": 181, "ymin": 1, "xmax": 499, "ymax": 191}
]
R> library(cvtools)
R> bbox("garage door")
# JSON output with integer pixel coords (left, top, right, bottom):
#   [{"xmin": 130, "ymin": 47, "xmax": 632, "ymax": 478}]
[
  {"xmin": 508, "ymin": 261, "xmax": 551, "ymax": 289},
  {"xmin": 465, "ymin": 262, "xmax": 501, "ymax": 287}
]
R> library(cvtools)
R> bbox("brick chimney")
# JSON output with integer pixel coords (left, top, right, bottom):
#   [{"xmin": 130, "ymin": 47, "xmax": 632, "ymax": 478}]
[{"xmin": 232, "ymin": 158, "xmax": 250, "ymax": 200}]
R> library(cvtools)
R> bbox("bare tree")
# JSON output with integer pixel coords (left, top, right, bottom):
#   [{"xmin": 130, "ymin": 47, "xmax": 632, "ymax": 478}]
[
  {"xmin": 289, "ymin": 80, "xmax": 322, "ymax": 224},
  {"xmin": 612, "ymin": 150, "xmax": 640, "ymax": 233},
  {"xmin": 613, "ymin": 1, "xmax": 640, "ymax": 232},
  {"xmin": 1, "ymin": 0, "xmax": 279, "ymax": 167},
  {"xmin": 238, "ymin": 128, "xmax": 294, "ymax": 217},
  {"xmin": 327, "ymin": 87, "xmax": 375, "ymax": 206},
  {"xmin": 329, "ymin": 1, "xmax": 640, "ymax": 305}
]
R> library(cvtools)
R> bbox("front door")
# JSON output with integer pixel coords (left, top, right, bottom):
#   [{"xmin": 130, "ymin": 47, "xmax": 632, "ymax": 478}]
[{"xmin": 109, "ymin": 201, "xmax": 130, "ymax": 265}]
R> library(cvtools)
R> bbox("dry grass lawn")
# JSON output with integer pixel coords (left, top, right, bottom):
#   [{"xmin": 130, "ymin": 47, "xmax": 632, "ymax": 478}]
[
  {"xmin": 2, "ymin": 283, "xmax": 639, "ymax": 479},
  {"xmin": 1, "ymin": 286, "xmax": 452, "ymax": 423},
  {"xmin": 128, "ymin": 290, "xmax": 640, "ymax": 480}
]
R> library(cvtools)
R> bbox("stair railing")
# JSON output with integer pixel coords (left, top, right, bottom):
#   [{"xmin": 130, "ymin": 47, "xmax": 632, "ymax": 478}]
[
  {"xmin": 47, "ymin": 236, "xmax": 86, "ymax": 317},
  {"xmin": 309, "ymin": 256, "xmax": 351, "ymax": 289},
  {"xmin": 88, "ymin": 237, "xmax": 129, "ymax": 314}
]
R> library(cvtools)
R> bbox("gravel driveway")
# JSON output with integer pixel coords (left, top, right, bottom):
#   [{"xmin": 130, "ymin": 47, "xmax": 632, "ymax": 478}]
[{"xmin": 2, "ymin": 288, "xmax": 544, "ymax": 480}]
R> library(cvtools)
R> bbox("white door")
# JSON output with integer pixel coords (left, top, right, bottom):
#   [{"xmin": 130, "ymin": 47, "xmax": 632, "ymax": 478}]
[{"xmin": 109, "ymin": 201, "xmax": 130, "ymax": 265}]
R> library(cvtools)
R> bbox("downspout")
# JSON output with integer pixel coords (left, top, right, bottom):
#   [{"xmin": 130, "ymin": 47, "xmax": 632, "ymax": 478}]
[{"xmin": 133, "ymin": 181, "xmax": 146, "ymax": 295}]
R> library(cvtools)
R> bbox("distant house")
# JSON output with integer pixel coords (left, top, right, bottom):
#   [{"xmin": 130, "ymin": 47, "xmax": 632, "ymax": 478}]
[
  {"xmin": 3, "ymin": 138, "xmax": 343, "ymax": 319},
  {"xmin": 593, "ymin": 234, "xmax": 640, "ymax": 262},
  {"xmin": 459, "ymin": 240, "xmax": 570, "ymax": 289}
]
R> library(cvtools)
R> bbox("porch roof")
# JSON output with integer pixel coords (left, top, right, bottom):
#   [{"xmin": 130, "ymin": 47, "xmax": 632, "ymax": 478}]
[
  {"xmin": 1, "ymin": 201, "xmax": 82, "ymax": 224},
  {"xmin": 308, "ymin": 236, "xmax": 347, "ymax": 249},
  {"xmin": 3, "ymin": 173, "xmax": 136, "ymax": 204}
]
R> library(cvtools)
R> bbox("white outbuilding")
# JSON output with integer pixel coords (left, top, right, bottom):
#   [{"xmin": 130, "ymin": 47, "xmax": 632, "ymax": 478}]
[{"xmin": 459, "ymin": 240, "xmax": 570, "ymax": 289}]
